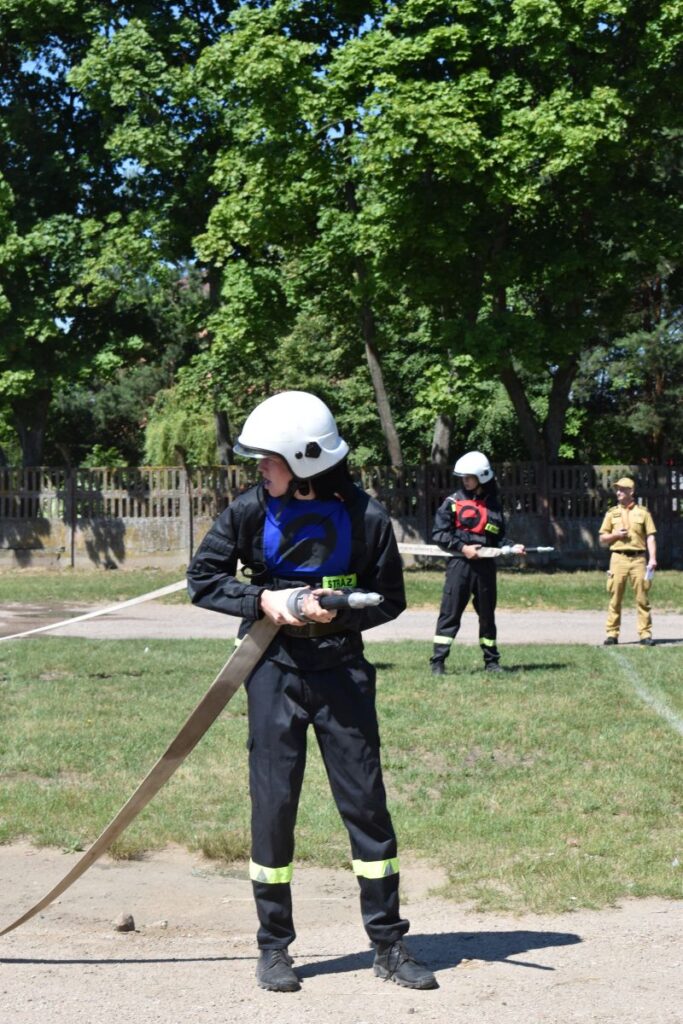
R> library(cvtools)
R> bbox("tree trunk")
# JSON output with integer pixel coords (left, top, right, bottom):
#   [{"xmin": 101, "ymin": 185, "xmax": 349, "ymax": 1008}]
[
  {"xmin": 342, "ymin": 149, "xmax": 403, "ymax": 469},
  {"xmin": 431, "ymin": 413, "xmax": 452, "ymax": 464},
  {"xmin": 198, "ymin": 264, "xmax": 233, "ymax": 466},
  {"xmin": 499, "ymin": 357, "xmax": 578, "ymax": 464},
  {"xmin": 215, "ymin": 409, "xmax": 232, "ymax": 465},
  {"xmin": 11, "ymin": 390, "xmax": 51, "ymax": 467},
  {"xmin": 499, "ymin": 362, "xmax": 546, "ymax": 462},
  {"xmin": 499, "ymin": 356, "xmax": 578, "ymax": 546},
  {"xmin": 544, "ymin": 357, "xmax": 579, "ymax": 460},
  {"xmin": 360, "ymin": 299, "xmax": 404, "ymax": 468}
]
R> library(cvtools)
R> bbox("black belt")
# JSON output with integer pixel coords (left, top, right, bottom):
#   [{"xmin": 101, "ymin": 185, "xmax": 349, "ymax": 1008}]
[
  {"xmin": 613, "ymin": 549, "xmax": 645, "ymax": 557},
  {"xmin": 280, "ymin": 622, "xmax": 348, "ymax": 639}
]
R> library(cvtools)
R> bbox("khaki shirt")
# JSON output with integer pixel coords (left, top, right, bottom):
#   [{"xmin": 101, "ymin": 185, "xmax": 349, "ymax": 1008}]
[{"xmin": 599, "ymin": 503, "xmax": 656, "ymax": 552}]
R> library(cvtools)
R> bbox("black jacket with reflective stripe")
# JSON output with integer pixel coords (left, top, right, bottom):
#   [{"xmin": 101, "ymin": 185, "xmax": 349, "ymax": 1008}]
[{"xmin": 186, "ymin": 482, "xmax": 406, "ymax": 668}]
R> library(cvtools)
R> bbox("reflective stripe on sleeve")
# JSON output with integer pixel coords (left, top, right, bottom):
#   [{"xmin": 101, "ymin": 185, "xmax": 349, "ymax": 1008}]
[
  {"xmin": 249, "ymin": 860, "xmax": 293, "ymax": 884},
  {"xmin": 433, "ymin": 635, "xmax": 454, "ymax": 646},
  {"xmin": 352, "ymin": 857, "xmax": 399, "ymax": 879}
]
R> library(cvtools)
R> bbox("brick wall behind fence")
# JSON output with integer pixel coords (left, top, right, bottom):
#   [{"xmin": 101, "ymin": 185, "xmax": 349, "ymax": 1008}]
[{"xmin": 1, "ymin": 463, "xmax": 681, "ymax": 570}]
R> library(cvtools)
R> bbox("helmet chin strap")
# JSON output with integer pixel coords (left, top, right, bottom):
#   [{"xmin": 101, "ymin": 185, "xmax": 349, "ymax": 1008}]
[
  {"xmin": 283, "ymin": 477, "xmax": 311, "ymax": 504},
  {"xmin": 269, "ymin": 474, "xmax": 312, "ymax": 522}
]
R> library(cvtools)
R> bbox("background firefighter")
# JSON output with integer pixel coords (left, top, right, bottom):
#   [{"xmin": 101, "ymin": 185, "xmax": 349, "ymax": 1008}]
[
  {"xmin": 186, "ymin": 391, "xmax": 437, "ymax": 993},
  {"xmin": 429, "ymin": 451, "xmax": 523, "ymax": 675}
]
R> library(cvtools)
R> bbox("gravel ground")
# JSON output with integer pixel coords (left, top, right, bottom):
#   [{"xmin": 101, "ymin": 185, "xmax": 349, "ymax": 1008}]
[{"xmin": 1, "ymin": 844, "xmax": 681, "ymax": 1024}]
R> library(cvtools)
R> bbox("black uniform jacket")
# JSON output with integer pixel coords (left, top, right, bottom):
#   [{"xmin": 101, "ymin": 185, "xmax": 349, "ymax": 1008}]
[
  {"xmin": 186, "ymin": 482, "xmax": 406, "ymax": 669},
  {"xmin": 432, "ymin": 487, "xmax": 507, "ymax": 559}
]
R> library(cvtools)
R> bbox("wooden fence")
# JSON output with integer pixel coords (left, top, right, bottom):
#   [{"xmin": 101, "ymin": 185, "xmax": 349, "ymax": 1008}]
[{"xmin": 1, "ymin": 463, "xmax": 682, "ymax": 568}]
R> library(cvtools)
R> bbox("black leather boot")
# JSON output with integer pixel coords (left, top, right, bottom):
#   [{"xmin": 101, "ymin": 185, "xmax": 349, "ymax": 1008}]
[
  {"xmin": 256, "ymin": 948, "xmax": 300, "ymax": 992},
  {"xmin": 373, "ymin": 940, "xmax": 438, "ymax": 989}
]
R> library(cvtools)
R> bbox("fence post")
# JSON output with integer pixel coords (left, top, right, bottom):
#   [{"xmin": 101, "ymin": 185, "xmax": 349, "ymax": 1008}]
[
  {"xmin": 422, "ymin": 463, "xmax": 431, "ymax": 541},
  {"xmin": 180, "ymin": 466, "xmax": 194, "ymax": 563},
  {"xmin": 66, "ymin": 467, "xmax": 77, "ymax": 568}
]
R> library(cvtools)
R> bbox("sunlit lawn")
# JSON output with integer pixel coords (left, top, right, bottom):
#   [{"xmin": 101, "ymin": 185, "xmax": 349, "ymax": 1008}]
[
  {"xmin": 2, "ymin": 565, "xmax": 683, "ymax": 611},
  {"xmin": 1, "ymin": 637, "xmax": 681, "ymax": 913}
]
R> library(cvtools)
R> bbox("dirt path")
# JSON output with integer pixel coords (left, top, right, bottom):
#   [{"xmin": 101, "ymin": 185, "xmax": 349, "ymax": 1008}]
[
  {"xmin": 2, "ymin": 601, "xmax": 683, "ymax": 645},
  {"xmin": 1, "ymin": 844, "xmax": 681, "ymax": 1024}
]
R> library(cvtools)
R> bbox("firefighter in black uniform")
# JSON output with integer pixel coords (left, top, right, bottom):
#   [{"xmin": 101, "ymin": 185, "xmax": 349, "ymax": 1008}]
[
  {"xmin": 187, "ymin": 391, "xmax": 437, "ymax": 993},
  {"xmin": 429, "ymin": 451, "xmax": 521, "ymax": 675}
]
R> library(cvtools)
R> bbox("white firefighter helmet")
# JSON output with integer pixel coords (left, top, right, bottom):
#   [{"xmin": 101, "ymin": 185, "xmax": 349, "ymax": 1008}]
[
  {"xmin": 453, "ymin": 450, "xmax": 494, "ymax": 484},
  {"xmin": 233, "ymin": 391, "xmax": 349, "ymax": 479}
]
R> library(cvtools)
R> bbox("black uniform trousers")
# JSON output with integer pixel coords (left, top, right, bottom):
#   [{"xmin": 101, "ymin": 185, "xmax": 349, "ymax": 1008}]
[
  {"xmin": 246, "ymin": 652, "xmax": 409, "ymax": 950},
  {"xmin": 431, "ymin": 556, "xmax": 500, "ymax": 667}
]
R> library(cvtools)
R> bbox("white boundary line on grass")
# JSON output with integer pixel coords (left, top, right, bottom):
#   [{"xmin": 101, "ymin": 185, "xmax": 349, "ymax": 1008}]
[
  {"xmin": 0, "ymin": 580, "xmax": 187, "ymax": 642},
  {"xmin": 612, "ymin": 649, "xmax": 683, "ymax": 738}
]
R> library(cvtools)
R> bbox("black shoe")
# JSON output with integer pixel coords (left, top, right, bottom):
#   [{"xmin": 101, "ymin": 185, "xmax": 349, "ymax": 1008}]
[
  {"xmin": 256, "ymin": 948, "xmax": 300, "ymax": 992},
  {"xmin": 603, "ymin": 637, "xmax": 618, "ymax": 646},
  {"xmin": 373, "ymin": 940, "xmax": 438, "ymax": 990},
  {"xmin": 485, "ymin": 662, "xmax": 503, "ymax": 673},
  {"xmin": 430, "ymin": 661, "xmax": 446, "ymax": 676},
  {"xmin": 639, "ymin": 637, "xmax": 655, "ymax": 647}
]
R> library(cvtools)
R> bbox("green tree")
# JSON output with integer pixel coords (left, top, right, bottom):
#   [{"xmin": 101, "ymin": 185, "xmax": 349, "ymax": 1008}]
[
  {"xmin": 43, "ymin": 265, "xmax": 208, "ymax": 465},
  {"xmin": 333, "ymin": 0, "xmax": 683, "ymax": 463},
  {"xmin": 0, "ymin": 3, "xmax": 228, "ymax": 466},
  {"xmin": 195, "ymin": 0, "xmax": 683, "ymax": 468},
  {"xmin": 69, "ymin": 5, "xmax": 239, "ymax": 462},
  {"xmin": 6, "ymin": 1, "xmax": 681, "ymax": 473},
  {"xmin": 0, "ymin": 4, "xmax": 138, "ymax": 463},
  {"xmin": 143, "ymin": 388, "xmax": 218, "ymax": 466},
  {"xmin": 570, "ymin": 288, "xmax": 683, "ymax": 463},
  {"xmin": 196, "ymin": 2, "xmax": 407, "ymax": 465}
]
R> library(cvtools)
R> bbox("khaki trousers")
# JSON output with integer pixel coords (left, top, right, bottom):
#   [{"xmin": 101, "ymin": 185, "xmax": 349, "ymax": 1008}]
[{"xmin": 606, "ymin": 552, "xmax": 652, "ymax": 639}]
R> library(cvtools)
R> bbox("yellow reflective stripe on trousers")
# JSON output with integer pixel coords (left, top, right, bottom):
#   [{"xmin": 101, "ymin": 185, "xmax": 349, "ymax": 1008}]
[
  {"xmin": 433, "ymin": 635, "xmax": 453, "ymax": 645},
  {"xmin": 480, "ymin": 637, "xmax": 497, "ymax": 647},
  {"xmin": 249, "ymin": 860, "xmax": 293, "ymax": 884},
  {"xmin": 352, "ymin": 857, "xmax": 399, "ymax": 879}
]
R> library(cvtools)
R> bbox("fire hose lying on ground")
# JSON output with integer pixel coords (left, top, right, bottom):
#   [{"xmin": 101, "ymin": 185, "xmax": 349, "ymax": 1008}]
[{"xmin": 0, "ymin": 587, "xmax": 382, "ymax": 936}]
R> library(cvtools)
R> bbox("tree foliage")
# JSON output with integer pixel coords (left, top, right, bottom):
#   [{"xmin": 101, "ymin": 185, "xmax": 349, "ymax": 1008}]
[
  {"xmin": 190, "ymin": 0, "xmax": 683, "ymax": 465},
  {"xmin": 0, "ymin": 2, "xmax": 225, "ymax": 465},
  {"xmin": 1, "ymin": 1, "xmax": 682, "ymax": 470},
  {"xmin": 569, "ymin": 308, "xmax": 683, "ymax": 464}
]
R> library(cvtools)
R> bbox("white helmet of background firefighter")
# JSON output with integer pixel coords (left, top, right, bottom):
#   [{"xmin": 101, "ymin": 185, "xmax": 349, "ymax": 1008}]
[
  {"xmin": 233, "ymin": 391, "xmax": 349, "ymax": 479},
  {"xmin": 453, "ymin": 450, "xmax": 494, "ymax": 484}
]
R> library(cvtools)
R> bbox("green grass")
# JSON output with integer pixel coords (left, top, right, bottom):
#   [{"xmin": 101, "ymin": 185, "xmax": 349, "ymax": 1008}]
[
  {"xmin": 404, "ymin": 566, "xmax": 683, "ymax": 610},
  {"xmin": 0, "ymin": 568, "xmax": 188, "ymax": 605},
  {"xmin": 1, "ymin": 637, "xmax": 681, "ymax": 913},
  {"xmin": 3, "ymin": 565, "xmax": 683, "ymax": 611}
]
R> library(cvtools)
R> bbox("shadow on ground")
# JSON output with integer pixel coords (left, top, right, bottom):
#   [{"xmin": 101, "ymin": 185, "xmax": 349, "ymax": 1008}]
[
  {"xmin": 0, "ymin": 929, "xmax": 581, "ymax": 975},
  {"xmin": 297, "ymin": 928, "xmax": 581, "ymax": 979},
  {"xmin": 501, "ymin": 663, "xmax": 570, "ymax": 673}
]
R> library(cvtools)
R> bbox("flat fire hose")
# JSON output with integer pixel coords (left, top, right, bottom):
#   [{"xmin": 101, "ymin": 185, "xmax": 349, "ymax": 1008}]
[
  {"xmin": 0, "ymin": 580, "xmax": 188, "ymax": 643},
  {"xmin": 0, "ymin": 587, "xmax": 382, "ymax": 936},
  {"xmin": 0, "ymin": 615, "xmax": 279, "ymax": 936}
]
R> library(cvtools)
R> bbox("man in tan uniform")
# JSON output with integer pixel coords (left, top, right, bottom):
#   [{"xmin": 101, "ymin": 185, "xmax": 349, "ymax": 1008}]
[{"xmin": 599, "ymin": 477, "xmax": 657, "ymax": 646}]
